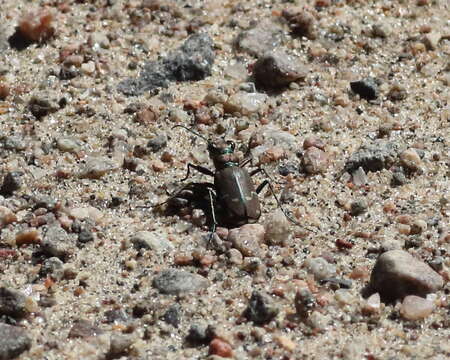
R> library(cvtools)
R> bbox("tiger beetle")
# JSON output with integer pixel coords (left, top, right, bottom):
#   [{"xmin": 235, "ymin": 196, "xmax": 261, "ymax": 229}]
[{"xmin": 158, "ymin": 125, "xmax": 300, "ymax": 241}]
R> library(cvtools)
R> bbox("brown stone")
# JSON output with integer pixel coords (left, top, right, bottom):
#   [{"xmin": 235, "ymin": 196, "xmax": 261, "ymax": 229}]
[{"xmin": 369, "ymin": 250, "xmax": 443, "ymax": 302}]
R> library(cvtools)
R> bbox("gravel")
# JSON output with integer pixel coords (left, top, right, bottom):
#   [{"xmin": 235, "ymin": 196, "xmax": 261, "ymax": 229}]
[{"xmin": 0, "ymin": 0, "xmax": 448, "ymax": 359}]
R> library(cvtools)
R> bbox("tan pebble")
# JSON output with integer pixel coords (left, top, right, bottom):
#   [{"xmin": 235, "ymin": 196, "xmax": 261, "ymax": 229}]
[
  {"xmin": 0, "ymin": 206, "xmax": 17, "ymax": 226},
  {"xmin": 303, "ymin": 136, "xmax": 325, "ymax": 150},
  {"xmin": 302, "ymin": 146, "xmax": 328, "ymax": 175},
  {"xmin": 228, "ymin": 224, "xmax": 265, "ymax": 257},
  {"xmin": 16, "ymin": 229, "xmax": 40, "ymax": 246},
  {"xmin": 396, "ymin": 214, "xmax": 412, "ymax": 224},
  {"xmin": 151, "ymin": 160, "xmax": 165, "ymax": 172},
  {"xmin": 398, "ymin": 224, "xmax": 411, "ymax": 235},
  {"xmin": 422, "ymin": 32, "xmax": 441, "ymax": 50},
  {"xmin": 399, "ymin": 148, "xmax": 422, "ymax": 172},
  {"xmin": 69, "ymin": 207, "xmax": 90, "ymax": 220},
  {"xmin": 24, "ymin": 296, "xmax": 39, "ymax": 313},
  {"xmin": 274, "ymin": 335, "xmax": 296, "ymax": 352},
  {"xmin": 0, "ymin": 82, "xmax": 10, "ymax": 100},
  {"xmin": 401, "ymin": 295, "xmax": 434, "ymax": 320},
  {"xmin": 349, "ymin": 266, "xmax": 369, "ymax": 280},
  {"xmin": 334, "ymin": 94, "xmax": 350, "ymax": 107},
  {"xmin": 81, "ymin": 61, "xmax": 95, "ymax": 75},
  {"xmin": 209, "ymin": 338, "xmax": 233, "ymax": 358},
  {"xmin": 362, "ymin": 293, "xmax": 381, "ymax": 315},
  {"xmin": 259, "ymin": 146, "xmax": 285, "ymax": 164}
]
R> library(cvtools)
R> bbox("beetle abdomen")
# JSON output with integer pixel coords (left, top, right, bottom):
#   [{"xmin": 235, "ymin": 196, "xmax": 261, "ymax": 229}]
[{"xmin": 215, "ymin": 167, "xmax": 261, "ymax": 226}]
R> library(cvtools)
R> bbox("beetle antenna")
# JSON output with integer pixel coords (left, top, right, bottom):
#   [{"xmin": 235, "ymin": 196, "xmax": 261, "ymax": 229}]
[{"xmin": 172, "ymin": 125, "xmax": 209, "ymax": 143}]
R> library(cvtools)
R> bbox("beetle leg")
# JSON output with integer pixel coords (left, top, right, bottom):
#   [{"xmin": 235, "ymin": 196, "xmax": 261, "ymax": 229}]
[
  {"xmin": 239, "ymin": 157, "xmax": 253, "ymax": 168},
  {"xmin": 256, "ymin": 179, "xmax": 302, "ymax": 226},
  {"xmin": 181, "ymin": 163, "xmax": 215, "ymax": 181},
  {"xmin": 206, "ymin": 187, "xmax": 218, "ymax": 245}
]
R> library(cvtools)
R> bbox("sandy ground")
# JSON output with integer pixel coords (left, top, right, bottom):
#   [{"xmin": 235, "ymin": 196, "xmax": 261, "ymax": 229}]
[{"xmin": 0, "ymin": 0, "xmax": 449, "ymax": 359}]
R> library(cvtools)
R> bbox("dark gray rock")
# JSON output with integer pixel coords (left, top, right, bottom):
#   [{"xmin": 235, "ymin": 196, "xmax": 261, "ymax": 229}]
[
  {"xmin": 235, "ymin": 20, "xmax": 284, "ymax": 57},
  {"xmin": 28, "ymin": 96, "xmax": 59, "ymax": 119},
  {"xmin": 0, "ymin": 288, "xmax": 28, "ymax": 319},
  {"xmin": 152, "ymin": 269, "xmax": 209, "ymax": 295},
  {"xmin": 41, "ymin": 224, "xmax": 76, "ymax": 260},
  {"xmin": 1, "ymin": 136, "xmax": 26, "ymax": 152},
  {"xmin": 161, "ymin": 304, "xmax": 181, "ymax": 328},
  {"xmin": 39, "ymin": 257, "xmax": 64, "ymax": 280},
  {"xmin": 0, "ymin": 323, "xmax": 31, "ymax": 360},
  {"xmin": 350, "ymin": 200, "xmax": 368, "ymax": 216},
  {"xmin": 252, "ymin": 50, "xmax": 307, "ymax": 88},
  {"xmin": 118, "ymin": 33, "xmax": 215, "ymax": 96},
  {"xmin": 369, "ymin": 250, "xmax": 444, "ymax": 302},
  {"xmin": 243, "ymin": 291, "xmax": 279, "ymax": 325},
  {"xmin": 350, "ymin": 78, "xmax": 379, "ymax": 100},
  {"xmin": 186, "ymin": 323, "xmax": 209, "ymax": 345},
  {"xmin": 344, "ymin": 141, "xmax": 399, "ymax": 173},
  {"xmin": 0, "ymin": 172, "xmax": 23, "ymax": 197}
]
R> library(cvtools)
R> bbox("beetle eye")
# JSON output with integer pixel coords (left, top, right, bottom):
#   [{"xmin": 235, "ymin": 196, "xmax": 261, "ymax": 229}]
[{"xmin": 227, "ymin": 141, "xmax": 235, "ymax": 152}]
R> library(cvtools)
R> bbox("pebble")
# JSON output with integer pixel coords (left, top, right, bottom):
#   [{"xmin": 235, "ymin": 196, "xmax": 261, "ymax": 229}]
[
  {"xmin": 28, "ymin": 96, "xmax": 58, "ymax": 119},
  {"xmin": 369, "ymin": 250, "xmax": 444, "ymax": 302},
  {"xmin": 399, "ymin": 148, "xmax": 423, "ymax": 173},
  {"xmin": 228, "ymin": 224, "xmax": 265, "ymax": 257},
  {"xmin": 303, "ymin": 257, "xmax": 336, "ymax": 281},
  {"xmin": 186, "ymin": 323, "xmax": 209, "ymax": 345},
  {"xmin": 209, "ymin": 338, "xmax": 233, "ymax": 358},
  {"xmin": 15, "ymin": 228, "xmax": 40, "ymax": 246},
  {"xmin": 0, "ymin": 287, "xmax": 28, "ymax": 319},
  {"xmin": 39, "ymin": 257, "xmax": 64, "ymax": 280},
  {"xmin": 0, "ymin": 206, "xmax": 17, "ymax": 226},
  {"xmin": 334, "ymin": 289, "xmax": 354, "ymax": 306},
  {"xmin": 295, "ymin": 288, "xmax": 316, "ymax": 316},
  {"xmin": 351, "ymin": 167, "xmax": 368, "ymax": 187},
  {"xmin": 387, "ymin": 83, "xmax": 407, "ymax": 101},
  {"xmin": 41, "ymin": 224, "xmax": 75, "ymax": 260},
  {"xmin": 16, "ymin": 8, "xmax": 55, "ymax": 43},
  {"xmin": 344, "ymin": 141, "xmax": 399, "ymax": 173},
  {"xmin": 162, "ymin": 304, "xmax": 181, "ymax": 328},
  {"xmin": 0, "ymin": 323, "xmax": 31, "ymax": 360},
  {"xmin": 223, "ymin": 92, "xmax": 268, "ymax": 116},
  {"xmin": 130, "ymin": 231, "xmax": 173, "ymax": 253},
  {"xmin": 371, "ymin": 23, "xmax": 391, "ymax": 38},
  {"xmin": 307, "ymin": 311, "xmax": 328, "ymax": 332},
  {"xmin": 0, "ymin": 171, "xmax": 23, "ymax": 196},
  {"xmin": 301, "ymin": 146, "xmax": 328, "ymax": 175},
  {"xmin": 422, "ymin": 31, "xmax": 441, "ymax": 50},
  {"xmin": 362, "ymin": 292, "xmax": 381, "ymax": 315},
  {"xmin": 350, "ymin": 78, "xmax": 379, "ymax": 100},
  {"xmin": 68, "ymin": 206, "xmax": 103, "ymax": 223},
  {"xmin": 1, "ymin": 136, "xmax": 26, "ymax": 152},
  {"xmin": 252, "ymin": 50, "xmax": 307, "ymax": 88},
  {"xmin": 235, "ymin": 20, "xmax": 283, "ymax": 57},
  {"xmin": 274, "ymin": 335, "xmax": 296, "ymax": 352},
  {"xmin": 147, "ymin": 134, "xmax": 167, "ymax": 152},
  {"xmin": 350, "ymin": 199, "xmax": 367, "ymax": 216},
  {"xmin": 79, "ymin": 157, "xmax": 118, "ymax": 179},
  {"xmin": 106, "ymin": 333, "xmax": 134, "ymax": 359},
  {"xmin": 244, "ymin": 291, "xmax": 279, "ymax": 325},
  {"xmin": 152, "ymin": 269, "xmax": 209, "ymax": 295},
  {"xmin": 303, "ymin": 136, "xmax": 325, "ymax": 151},
  {"xmin": 118, "ymin": 33, "xmax": 215, "ymax": 96},
  {"xmin": 56, "ymin": 137, "xmax": 83, "ymax": 153},
  {"xmin": 68, "ymin": 319, "xmax": 104, "ymax": 338},
  {"xmin": 282, "ymin": 7, "xmax": 316, "ymax": 39},
  {"xmin": 264, "ymin": 210, "xmax": 291, "ymax": 246},
  {"xmin": 400, "ymin": 295, "xmax": 434, "ymax": 320}
]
